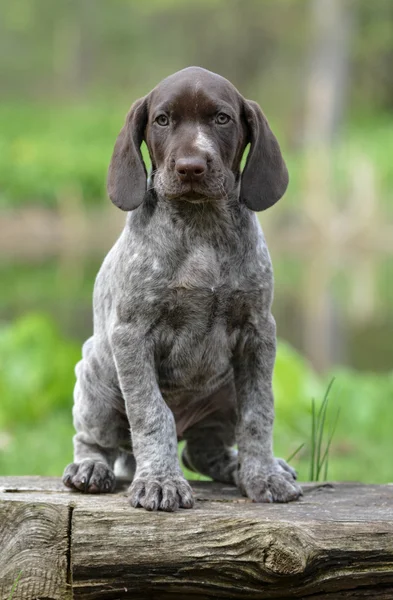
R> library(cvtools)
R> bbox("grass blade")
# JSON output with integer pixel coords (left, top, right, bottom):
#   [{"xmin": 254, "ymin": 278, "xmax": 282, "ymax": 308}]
[
  {"xmin": 321, "ymin": 407, "xmax": 341, "ymax": 480},
  {"xmin": 9, "ymin": 572, "xmax": 22, "ymax": 600},
  {"xmin": 286, "ymin": 442, "xmax": 305, "ymax": 464},
  {"xmin": 310, "ymin": 397, "xmax": 316, "ymax": 481},
  {"xmin": 315, "ymin": 377, "xmax": 335, "ymax": 480}
]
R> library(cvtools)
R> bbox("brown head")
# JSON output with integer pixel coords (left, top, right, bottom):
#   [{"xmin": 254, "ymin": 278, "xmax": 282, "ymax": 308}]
[{"xmin": 107, "ymin": 66, "xmax": 288, "ymax": 212}]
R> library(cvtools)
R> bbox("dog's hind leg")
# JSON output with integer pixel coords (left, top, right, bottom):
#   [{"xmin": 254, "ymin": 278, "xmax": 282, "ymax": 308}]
[
  {"xmin": 181, "ymin": 381, "xmax": 238, "ymax": 485},
  {"xmin": 63, "ymin": 339, "xmax": 130, "ymax": 494},
  {"xmin": 114, "ymin": 450, "xmax": 136, "ymax": 481}
]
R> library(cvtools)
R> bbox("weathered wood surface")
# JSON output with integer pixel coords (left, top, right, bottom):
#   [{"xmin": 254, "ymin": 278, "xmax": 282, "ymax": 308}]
[{"xmin": 0, "ymin": 478, "xmax": 392, "ymax": 600}]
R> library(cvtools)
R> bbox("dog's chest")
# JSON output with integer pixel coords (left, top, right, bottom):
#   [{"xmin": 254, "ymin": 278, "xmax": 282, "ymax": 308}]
[
  {"xmin": 166, "ymin": 245, "xmax": 262, "ymax": 324},
  {"xmin": 155, "ymin": 246, "xmax": 266, "ymax": 388}
]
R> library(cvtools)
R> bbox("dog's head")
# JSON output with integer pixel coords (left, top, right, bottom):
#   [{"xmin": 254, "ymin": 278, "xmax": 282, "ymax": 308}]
[{"xmin": 108, "ymin": 67, "xmax": 288, "ymax": 212}]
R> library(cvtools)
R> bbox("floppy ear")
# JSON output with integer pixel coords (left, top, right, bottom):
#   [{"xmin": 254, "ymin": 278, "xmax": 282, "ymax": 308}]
[
  {"xmin": 107, "ymin": 96, "xmax": 148, "ymax": 211},
  {"xmin": 240, "ymin": 99, "xmax": 289, "ymax": 211}
]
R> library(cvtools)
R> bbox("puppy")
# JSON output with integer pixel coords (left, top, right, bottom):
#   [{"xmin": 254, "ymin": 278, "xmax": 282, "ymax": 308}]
[{"xmin": 63, "ymin": 67, "xmax": 302, "ymax": 511}]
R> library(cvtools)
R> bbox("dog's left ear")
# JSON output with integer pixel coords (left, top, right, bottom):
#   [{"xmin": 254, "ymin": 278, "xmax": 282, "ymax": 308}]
[
  {"xmin": 240, "ymin": 99, "xmax": 288, "ymax": 212},
  {"xmin": 107, "ymin": 96, "xmax": 149, "ymax": 211}
]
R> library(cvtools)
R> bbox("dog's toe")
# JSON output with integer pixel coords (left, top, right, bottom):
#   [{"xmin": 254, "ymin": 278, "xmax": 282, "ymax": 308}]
[
  {"xmin": 160, "ymin": 480, "xmax": 179, "ymax": 512},
  {"xmin": 176, "ymin": 480, "xmax": 195, "ymax": 509},
  {"xmin": 142, "ymin": 481, "xmax": 162, "ymax": 511},
  {"xmin": 267, "ymin": 473, "xmax": 303, "ymax": 502},
  {"xmin": 88, "ymin": 461, "xmax": 116, "ymax": 493},
  {"xmin": 128, "ymin": 479, "xmax": 145, "ymax": 508},
  {"xmin": 63, "ymin": 463, "xmax": 78, "ymax": 488},
  {"xmin": 128, "ymin": 475, "xmax": 194, "ymax": 512},
  {"xmin": 62, "ymin": 461, "xmax": 115, "ymax": 494},
  {"xmin": 277, "ymin": 458, "xmax": 298, "ymax": 480}
]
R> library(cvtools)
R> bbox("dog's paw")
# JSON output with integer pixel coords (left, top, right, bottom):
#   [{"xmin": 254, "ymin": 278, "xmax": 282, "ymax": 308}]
[
  {"xmin": 63, "ymin": 460, "xmax": 116, "ymax": 493},
  {"xmin": 239, "ymin": 458, "xmax": 302, "ymax": 503},
  {"xmin": 128, "ymin": 475, "xmax": 194, "ymax": 512}
]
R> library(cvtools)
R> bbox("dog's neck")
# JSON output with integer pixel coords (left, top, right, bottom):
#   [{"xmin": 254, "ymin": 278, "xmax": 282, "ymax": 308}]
[
  {"xmin": 125, "ymin": 189, "xmax": 262, "ymax": 286},
  {"xmin": 132, "ymin": 189, "xmax": 250, "ymax": 239},
  {"xmin": 161, "ymin": 192, "xmax": 238, "ymax": 224}
]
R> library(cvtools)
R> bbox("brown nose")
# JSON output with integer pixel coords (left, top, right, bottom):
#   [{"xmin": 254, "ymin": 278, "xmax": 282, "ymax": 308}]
[{"xmin": 175, "ymin": 157, "xmax": 206, "ymax": 182}]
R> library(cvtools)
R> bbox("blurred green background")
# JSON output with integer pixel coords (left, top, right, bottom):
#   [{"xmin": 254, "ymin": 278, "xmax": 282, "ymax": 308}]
[{"xmin": 0, "ymin": 0, "xmax": 392, "ymax": 483}]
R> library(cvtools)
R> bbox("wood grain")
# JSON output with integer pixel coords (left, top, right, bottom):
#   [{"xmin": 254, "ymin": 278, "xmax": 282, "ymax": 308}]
[
  {"xmin": 0, "ymin": 484, "xmax": 71, "ymax": 600},
  {"xmin": 0, "ymin": 477, "xmax": 392, "ymax": 599}
]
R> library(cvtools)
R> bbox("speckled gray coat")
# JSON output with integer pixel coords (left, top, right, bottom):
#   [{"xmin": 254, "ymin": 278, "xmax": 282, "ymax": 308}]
[{"xmin": 63, "ymin": 67, "xmax": 302, "ymax": 511}]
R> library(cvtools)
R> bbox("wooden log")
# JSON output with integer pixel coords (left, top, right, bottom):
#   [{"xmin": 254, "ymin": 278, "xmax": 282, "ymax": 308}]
[{"xmin": 0, "ymin": 477, "xmax": 392, "ymax": 599}]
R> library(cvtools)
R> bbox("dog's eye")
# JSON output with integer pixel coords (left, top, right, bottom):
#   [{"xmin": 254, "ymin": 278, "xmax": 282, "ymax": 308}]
[
  {"xmin": 215, "ymin": 113, "xmax": 231, "ymax": 125},
  {"xmin": 155, "ymin": 115, "xmax": 169, "ymax": 126}
]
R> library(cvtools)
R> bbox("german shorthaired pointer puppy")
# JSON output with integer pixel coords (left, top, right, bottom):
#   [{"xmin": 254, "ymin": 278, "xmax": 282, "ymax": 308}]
[{"xmin": 63, "ymin": 66, "xmax": 302, "ymax": 511}]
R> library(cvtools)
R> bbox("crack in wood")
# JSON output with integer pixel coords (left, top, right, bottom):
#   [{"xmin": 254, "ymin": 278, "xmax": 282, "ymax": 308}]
[{"xmin": 66, "ymin": 504, "xmax": 74, "ymax": 588}]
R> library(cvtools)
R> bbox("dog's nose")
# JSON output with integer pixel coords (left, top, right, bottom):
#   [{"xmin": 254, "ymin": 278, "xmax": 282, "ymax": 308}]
[{"xmin": 175, "ymin": 157, "xmax": 206, "ymax": 182}]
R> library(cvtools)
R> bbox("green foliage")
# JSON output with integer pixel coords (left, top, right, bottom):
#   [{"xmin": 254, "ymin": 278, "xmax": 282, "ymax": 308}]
[
  {"xmin": 0, "ymin": 314, "xmax": 77, "ymax": 475},
  {"xmin": 0, "ymin": 313, "xmax": 80, "ymax": 427},
  {"xmin": 0, "ymin": 260, "xmax": 100, "ymax": 344},
  {"xmin": 269, "ymin": 341, "xmax": 393, "ymax": 484},
  {"xmin": 0, "ymin": 104, "xmax": 153, "ymax": 208},
  {"xmin": 0, "ymin": 412, "xmax": 74, "ymax": 476},
  {"xmin": 325, "ymin": 368, "xmax": 393, "ymax": 483},
  {"xmin": 0, "ymin": 104, "xmax": 114, "ymax": 208},
  {"xmin": 273, "ymin": 340, "xmax": 322, "ymax": 452}
]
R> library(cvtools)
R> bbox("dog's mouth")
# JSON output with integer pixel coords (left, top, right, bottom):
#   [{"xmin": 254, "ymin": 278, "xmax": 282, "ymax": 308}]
[
  {"xmin": 166, "ymin": 186, "xmax": 221, "ymax": 203},
  {"xmin": 181, "ymin": 190, "xmax": 210, "ymax": 202},
  {"xmin": 155, "ymin": 172, "xmax": 228, "ymax": 203}
]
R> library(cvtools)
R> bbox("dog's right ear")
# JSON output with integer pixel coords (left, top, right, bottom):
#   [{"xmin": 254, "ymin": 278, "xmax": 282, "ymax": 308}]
[
  {"xmin": 240, "ymin": 99, "xmax": 288, "ymax": 212},
  {"xmin": 107, "ymin": 96, "xmax": 149, "ymax": 211}
]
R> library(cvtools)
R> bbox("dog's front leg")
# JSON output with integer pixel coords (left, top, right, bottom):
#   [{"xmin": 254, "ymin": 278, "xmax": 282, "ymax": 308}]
[
  {"xmin": 112, "ymin": 326, "xmax": 194, "ymax": 511},
  {"xmin": 234, "ymin": 315, "xmax": 302, "ymax": 503}
]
